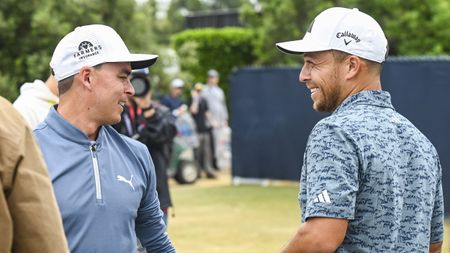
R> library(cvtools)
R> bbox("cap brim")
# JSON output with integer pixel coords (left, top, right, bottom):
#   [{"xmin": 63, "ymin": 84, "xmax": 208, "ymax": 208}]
[
  {"xmin": 108, "ymin": 54, "xmax": 159, "ymax": 69},
  {"xmin": 276, "ymin": 39, "xmax": 330, "ymax": 55},
  {"xmin": 129, "ymin": 54, "xmax": 158, "ymax": 69}
]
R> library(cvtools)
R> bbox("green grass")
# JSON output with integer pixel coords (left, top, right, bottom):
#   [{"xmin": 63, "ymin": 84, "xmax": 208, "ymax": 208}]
[
  {"xmin": 168, "ymin": 181, "xmax": 450, "ymax": 253},
  {"xmin": 168, "ymin": 183, "xmax": 300, "ymax": 253},
  {"xmin": 445, "ymin": 220, "xmax": 449, "ymax": 253}
]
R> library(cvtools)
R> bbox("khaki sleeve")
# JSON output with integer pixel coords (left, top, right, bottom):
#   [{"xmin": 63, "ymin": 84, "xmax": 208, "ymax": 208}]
[
  {"xmin": 0, "ymin": 176, "xmax": 13, "ymax": 252},
  {"xmin": 7, "ymin": 125, "xmax": 70, "ymax": 253}
]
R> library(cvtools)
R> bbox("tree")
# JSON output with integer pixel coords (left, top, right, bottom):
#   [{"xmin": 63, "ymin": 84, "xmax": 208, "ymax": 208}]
[
  {"xmin": 240, "ymin": 0, "xmax": 331, "ymax": 65},
  {"xmin": 0, "ymin": 0, "xmax": 160, "ymax": 101},
  {"xmin": 240, "ymin": 0, "xmax": 450, "ymax": 66},
  {"xmin": 172, "ymin": 27, "xmax": 255, "ymax": 106},
  {"xmin": 377, "ymin": 0, "xmax": 450, "ymax": 55},
  {"xmin": 158, "ymin": 0, "xmax": 247, "ymax": 45},
  {"xmin": 204, "ymin": 0, "xmax": 245, "ymax": 10},
  {"xmin": 0, "ymin": 0, "xmax": 64, "ymax": 100}
]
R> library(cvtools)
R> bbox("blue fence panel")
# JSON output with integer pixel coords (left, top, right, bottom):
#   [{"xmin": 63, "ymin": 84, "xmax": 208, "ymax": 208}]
[{"xmin": 230, "ymin": 59, "xmax": 450, "ymax": 215}]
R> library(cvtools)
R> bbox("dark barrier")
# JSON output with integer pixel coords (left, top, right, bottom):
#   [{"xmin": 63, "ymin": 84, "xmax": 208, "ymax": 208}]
[{"xmin": 230, "ymin": 58, "xmax": 450, "ymax": 215}]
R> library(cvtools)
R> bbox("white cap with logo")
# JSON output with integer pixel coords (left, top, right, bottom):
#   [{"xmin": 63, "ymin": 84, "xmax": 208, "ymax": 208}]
[
  {"xmin": 276, "ymin": 7, "xmax": 388, "ymax": 63},
  {"xmin": 50, "ymin": 24, "xmax": 158, "ymax": 81}
]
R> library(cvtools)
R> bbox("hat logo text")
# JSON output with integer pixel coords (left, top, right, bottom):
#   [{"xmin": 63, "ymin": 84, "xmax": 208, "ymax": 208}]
[
  {"xmin": 73, "ymin": 41, "xmax": 103, "ymax": 60},
  {"xmin": 336, "ymin": 31, "xmax": 361, "ymax": 45}
]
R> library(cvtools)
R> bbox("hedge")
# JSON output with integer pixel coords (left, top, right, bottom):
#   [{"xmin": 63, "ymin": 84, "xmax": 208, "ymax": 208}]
[{"xmin": 172, "ymin": 27, "xmax": 255, "ymax": 108}]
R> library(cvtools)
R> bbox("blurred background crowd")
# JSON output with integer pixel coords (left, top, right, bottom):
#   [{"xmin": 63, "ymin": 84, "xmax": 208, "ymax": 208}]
[
  {"xmin": 1, "ymin": 0, "xmax": 450, "ymax": 252},
  {"xmin": 3, "ymin": 0, "xmax": 450, "ymax": 102}
]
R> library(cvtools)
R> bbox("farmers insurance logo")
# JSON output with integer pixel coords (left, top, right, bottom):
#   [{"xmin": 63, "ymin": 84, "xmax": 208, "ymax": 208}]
[
  {"xmin": 73, "ymin": 41, "xmax": 103, "ymax": 60},
  {"xmin": 336, "ymin": 31, "xmax": 361, "ymax": 46}
]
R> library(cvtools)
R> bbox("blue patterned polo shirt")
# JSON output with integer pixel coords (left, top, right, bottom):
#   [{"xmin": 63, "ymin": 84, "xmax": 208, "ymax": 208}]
[{"xmin": 300, "ymin": 90, "xmax": 444, "ymax": 252}]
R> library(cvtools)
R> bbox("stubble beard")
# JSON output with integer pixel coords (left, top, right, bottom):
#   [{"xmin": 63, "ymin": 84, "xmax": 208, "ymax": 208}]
[
  {"xmin": 315, "ymin": 85, "xmax": 341, "ymax": 112},
  {"xmin": 314, "ymin": 68, "xmax": 342, "ymax": 113}
]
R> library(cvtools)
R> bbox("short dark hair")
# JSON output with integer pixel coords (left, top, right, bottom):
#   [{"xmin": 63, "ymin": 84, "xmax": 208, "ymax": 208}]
[
  {"xmin": 55, "ymin": 64, "xmax": 104, "ymax": 95},
  {"xmin": 331, "ymin": 50, "xmax": 382, "ymax": 75},
  {"xmin": 58, "ymin": 75, "xmax": 74, "ymax": 95}
]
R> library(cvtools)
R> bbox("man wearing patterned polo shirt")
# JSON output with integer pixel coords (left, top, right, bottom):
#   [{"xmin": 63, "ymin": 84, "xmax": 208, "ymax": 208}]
[{"xmin": 276, "ymin": 7, "xmax": 444, "ymax": 253}]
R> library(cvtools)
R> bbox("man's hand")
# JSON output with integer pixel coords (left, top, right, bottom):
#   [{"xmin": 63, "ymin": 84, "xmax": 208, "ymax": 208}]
[
  {"xmin": 429, "ymin": 241, "xmax": 442, "ymax": 253},
  {"xmin": 191, "ymin": 89, "xmax": 200, "ymax": 98},
  {"xmin": 143, "ymin": 107, "xmax": 155, "ymax": 118}
]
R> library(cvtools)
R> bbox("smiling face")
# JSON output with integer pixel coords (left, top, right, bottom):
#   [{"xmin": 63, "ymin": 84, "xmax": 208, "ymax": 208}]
[
  {"xmin": 89, "ymin": 62, "xmax": 134, "ymax": 125},
  {"xmin": 299, "ymin": 51, "xmax": 347, "ymax": 112}
]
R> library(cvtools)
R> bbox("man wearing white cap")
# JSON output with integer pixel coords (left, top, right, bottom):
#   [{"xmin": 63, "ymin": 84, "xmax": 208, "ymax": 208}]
[
  {"xmin": 202, "ymin": 69, "xmax": 230, "ymax": 170},
  {"xmin": 33, "ymin": 24, "xmax": 176, "ymax": 253},
  {"xmin": 160, "ymin": 78, "xmax": 186, "ymax": 116},
  {"xmin": 276, "ymin": 7, "xmax": 443, "ymax": 252}
]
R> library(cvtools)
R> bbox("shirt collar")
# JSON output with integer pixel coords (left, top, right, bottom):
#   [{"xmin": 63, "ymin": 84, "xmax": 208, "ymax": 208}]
[
  {"xmin": 45, "ymin": 105, "xmax": 105, "ymax": 147},
  {"xmin": 333, "ymin": 90, "xmax": 395, "ymax": 115}
]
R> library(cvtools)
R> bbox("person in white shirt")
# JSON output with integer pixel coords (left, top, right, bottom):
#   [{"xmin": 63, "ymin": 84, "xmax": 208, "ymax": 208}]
[
  {"xmin": 13, "ymin": 75, "xmax": 58, "ymax": 128},
  {"xmin": 202, "ymin": 69, "xmax": 228, "ymax": 128},
  {"xmin": 201, "ymin": 69, "xmax": 231, "ymax": 170}
]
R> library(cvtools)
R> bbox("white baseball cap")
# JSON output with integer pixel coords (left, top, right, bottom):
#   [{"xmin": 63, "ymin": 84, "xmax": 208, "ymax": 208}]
[
  {"xmin": 276, "ymin": 7, "xmax": 388, "ymax": 63},
  {"xmin": 207, "ymin": 69, "xmax": 219, "ymax": 77},
  {"xmin": 170, "ymin": 78, "xmax": 185, "ymax": 88},
  {"xmin": 50, "ymin": 24, "xmax": 158, "ymax": 81}
]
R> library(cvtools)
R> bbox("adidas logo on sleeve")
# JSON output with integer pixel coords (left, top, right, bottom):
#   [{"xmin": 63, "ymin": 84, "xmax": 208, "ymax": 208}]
[{"xmin": 313, "ymin": 190, "xmax": 331, "ymax": 203}]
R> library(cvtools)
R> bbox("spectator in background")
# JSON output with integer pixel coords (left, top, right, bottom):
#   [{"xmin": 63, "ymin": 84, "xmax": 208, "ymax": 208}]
[
  {"xmin": 117, "ymin": 68, "xmax": 177, "ymax": 225},
  {"xmin": 160, "ymin": 78, "xmax": 187, "ymax": 117},
  {"xmin": 203, "ymin": 69, "xmax": 228, "ymax": 127},
  {"xmin": 113, "ymin": 68, "xmax": 151, "ymax": 138},
  {"xmin": 189, "ymin": 83, "xmax": 216, "ymax": 179},
  {"xmin": 34, "ymin": 24, "xmax": 175, "ymax": 253},
  {"xmin": 276, "ymin": 7, "xmax": 443, "ymax": 252},
  {"xmin": 0, "ymin": 96, "xmax": 69, "ymax": 253},
  {"xmin": 127, "ymin": 70, "xmax": 177, "ymax": 253},
  {"xmin": 202, "ymin": 69, "xmax": 230, "ymax": 170},
  {"xmin": 13, "ymin": 74, "xmax": 58, "ymax": 128}
]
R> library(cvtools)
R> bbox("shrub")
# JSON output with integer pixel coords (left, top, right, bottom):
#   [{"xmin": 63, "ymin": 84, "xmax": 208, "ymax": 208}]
[{"xmin": 172, "ymin": 27, "xmax": 255, "ymax": 107}]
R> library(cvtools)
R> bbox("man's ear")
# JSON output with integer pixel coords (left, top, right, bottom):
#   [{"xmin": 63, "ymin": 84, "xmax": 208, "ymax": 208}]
[
  {"xmin": 79, "ymin": 66, "xmax": 94, "ymax": 90},
  {"xmin": 345, "ymin": 55, "xmax": 361, "ymax": 80}
]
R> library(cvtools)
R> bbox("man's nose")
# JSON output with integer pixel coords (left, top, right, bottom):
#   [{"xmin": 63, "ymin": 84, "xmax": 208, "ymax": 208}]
[
  {"xmin": 299, "ymin": 66, "xmax": 309, "ymax": 83},
  {"xmin": 125, "ymin": 79, "xmax": 135, "ymax": 96}
]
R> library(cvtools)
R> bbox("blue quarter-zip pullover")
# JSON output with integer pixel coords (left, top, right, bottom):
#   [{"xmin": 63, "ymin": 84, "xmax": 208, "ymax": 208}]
[{"xmin": 34, "ymin": 106, "xmax": 176, "ymax": 253}]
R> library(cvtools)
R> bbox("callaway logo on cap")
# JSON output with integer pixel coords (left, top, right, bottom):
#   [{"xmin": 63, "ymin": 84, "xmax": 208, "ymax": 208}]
[
  {"xmin": 50, "ymin": 24, "xmax": 158, "ymax": 81},
  {"xmin": 276, "ymin": 7, "xmax": 388, "ymax": 63}
]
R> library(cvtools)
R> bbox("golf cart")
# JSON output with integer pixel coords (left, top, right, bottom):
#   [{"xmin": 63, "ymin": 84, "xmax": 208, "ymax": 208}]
[{"xmin": 167, "ymin": 111, "xmax": 199, "ymax": 184}]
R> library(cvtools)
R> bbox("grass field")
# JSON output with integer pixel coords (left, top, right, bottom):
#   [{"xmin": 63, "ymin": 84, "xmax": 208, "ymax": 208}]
[{"xmin": 168, "ymin": 172, "xmax": 449, "ymax": 253}]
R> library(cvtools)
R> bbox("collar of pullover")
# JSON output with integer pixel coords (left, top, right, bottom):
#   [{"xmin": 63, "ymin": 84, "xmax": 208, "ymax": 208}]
[
  {"xmin": 45, "ymin": 105, "xmax": 105, "ymax": 149},
  {"xmin": 333, "ymin": 90, "xmax": 394, "ymax": 115}
]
